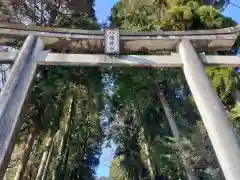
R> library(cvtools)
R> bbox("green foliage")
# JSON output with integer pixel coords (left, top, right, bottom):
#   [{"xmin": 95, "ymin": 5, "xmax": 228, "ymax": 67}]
[
  {"xmin": 108, "ymin": 0, "xmax": 239, "ymax": 180},
  {"xmin": 56, "ymin": 12, "xmax": 99, "ymax": 30},
  {"xmin": 4, "ymin": 1, "xmax": 106, "ymax": 180},
  {"xmin": 110, "ymin": 0, "xmax": 231, "ymax": 31},
  {"xmin": 4, "ymin": 0, "xmax": 240, "ymax": 180},
  {"xmin": 196, "ymin": 5, "xmax": 222, "ymax": 28},
  {"xmin": 229, "ymin": 103, "xmax": 240, "ymax": 135},
  {"xmin": 110, "ymin": 156, "xmax": 128, "ymax": 180},
  {"xmin": 206, "ymin": 67, "xmax": 235, "ymax": 105}
]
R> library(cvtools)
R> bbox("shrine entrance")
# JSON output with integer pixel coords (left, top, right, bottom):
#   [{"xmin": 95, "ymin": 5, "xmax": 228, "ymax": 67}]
[{"xmin": 0, "ymin": 23, "xmax": 240, "ymax": 180}]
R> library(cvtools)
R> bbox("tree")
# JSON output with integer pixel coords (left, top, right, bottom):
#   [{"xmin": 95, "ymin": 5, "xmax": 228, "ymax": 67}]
[
  {"xmin": 108, "ymin": 0, "xmax": 238, "ymax": 179},
  {"xmin": 2, "ymin": 1, "xmax": 105, "ymax": 180},
  {"xmin": 2, "ymin": 0, "xmax": 239, "ymax": 180}
]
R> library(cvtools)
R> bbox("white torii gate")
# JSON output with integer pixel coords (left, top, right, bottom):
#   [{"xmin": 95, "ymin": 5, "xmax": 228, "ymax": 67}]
[{"xmin": 0, "ymin": 23, "xmax": 240, "ymax": 180}]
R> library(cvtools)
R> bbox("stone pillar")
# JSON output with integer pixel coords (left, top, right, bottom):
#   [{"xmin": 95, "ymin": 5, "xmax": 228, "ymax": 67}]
[
  {"xmin": 0, "ymin": 35, "xmax": 43, "ymax": 179},
  {"xmin": 178, "ymin": 39, "xmax": 240, "ymax": 180}
]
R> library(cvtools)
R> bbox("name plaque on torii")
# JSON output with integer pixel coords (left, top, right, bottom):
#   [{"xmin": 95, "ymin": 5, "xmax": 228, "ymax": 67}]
[{"xmin": 104, "ymin": 28, "xmax": 120, "ymax": 54}]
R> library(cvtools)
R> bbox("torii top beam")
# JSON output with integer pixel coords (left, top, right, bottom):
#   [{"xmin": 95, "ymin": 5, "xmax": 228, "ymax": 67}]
[{"xmin": 0, "ymin": 23, "xmax": 239, "ymax": 53}]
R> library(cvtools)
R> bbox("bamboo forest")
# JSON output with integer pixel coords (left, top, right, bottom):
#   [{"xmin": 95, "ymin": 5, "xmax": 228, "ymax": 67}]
[{"xmin": 0, "ymin": 0, "xmax": 240, "ymax": 180}]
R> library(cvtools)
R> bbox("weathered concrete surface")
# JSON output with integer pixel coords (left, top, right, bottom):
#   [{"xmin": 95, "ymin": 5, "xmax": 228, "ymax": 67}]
[
  {"xmin": 179, "ymin": 39, "xmax": 240, "ymax": 180},
  {"xmin": 1, "ymin": 51, "xmax": 240, "ymax": 67},
  {"xmin": 0, "ymin": 23, "xmax": 239, "ymax": 53},
  {"xmin": 0, "ymin": 35, "xmax": 43, "ymax": 179}
]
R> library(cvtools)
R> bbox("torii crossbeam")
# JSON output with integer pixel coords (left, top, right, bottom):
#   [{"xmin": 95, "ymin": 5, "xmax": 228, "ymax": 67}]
[{"xmin": 0, "ymin": 23, "xmax": 240, "ymax": 180}]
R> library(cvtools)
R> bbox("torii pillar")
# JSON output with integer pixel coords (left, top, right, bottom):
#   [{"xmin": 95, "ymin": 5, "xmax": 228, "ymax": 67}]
[{"xmin": 179, "ymin": 39, "xmax": 240, "ymax": 180}]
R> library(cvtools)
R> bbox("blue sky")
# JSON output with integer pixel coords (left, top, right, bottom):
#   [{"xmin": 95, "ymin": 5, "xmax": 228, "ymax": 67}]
[
  {"xmin": 95, "ymin": 0, "xmax": 118, "ymax": 24},
  {"xmin": 94, "ymin": 0, "xmax": 240, "ymax": 177},
  {"xmin": 95, "ymin": 0, "xmax": 118, "ymax": 177},
  {"xmin": 222, "ymin": 0, "xmax": 240, "ymax": 23}
]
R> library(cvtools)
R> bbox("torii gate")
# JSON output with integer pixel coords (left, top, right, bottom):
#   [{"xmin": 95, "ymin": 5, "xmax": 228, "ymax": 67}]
[{"xmin": 0, "ymin": 23, "xmax": 240, "ymax": 180}]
